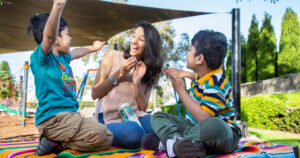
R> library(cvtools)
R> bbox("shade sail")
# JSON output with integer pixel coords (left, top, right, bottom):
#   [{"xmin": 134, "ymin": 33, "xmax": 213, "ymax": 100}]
[{"xmin": 0, "ymin": 0, "xmax": 210, "ymax": 54}]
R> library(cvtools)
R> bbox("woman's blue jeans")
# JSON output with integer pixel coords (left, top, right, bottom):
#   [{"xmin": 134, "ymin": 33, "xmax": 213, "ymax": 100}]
[{"xmin": 105, "ymin": 114, "xmax": 154, "ymax": 148}]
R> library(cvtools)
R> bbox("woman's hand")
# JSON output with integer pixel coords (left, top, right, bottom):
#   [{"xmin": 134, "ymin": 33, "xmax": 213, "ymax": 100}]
[
  {"xmin": 119, "ymin": 57, "xmax": 136, "ymax": 79},
  {"xmin": 133, "ymin": 61, "xmax": 146, "ymax": 84}
]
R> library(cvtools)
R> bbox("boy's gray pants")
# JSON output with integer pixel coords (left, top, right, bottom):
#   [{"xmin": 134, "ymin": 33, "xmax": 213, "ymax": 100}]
[
  {"xmin": 151, "ymin": 112, "xmax": 241, "ymax": 154},
  {"xmin": 37, "ymin": 112, "xmax": 113, "ymax": 152}
]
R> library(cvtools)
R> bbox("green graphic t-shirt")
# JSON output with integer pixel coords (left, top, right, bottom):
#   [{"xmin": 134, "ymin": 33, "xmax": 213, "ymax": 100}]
[{"xmin": 30, "ymin": 45, "xmax": 78, "ymax": 126}]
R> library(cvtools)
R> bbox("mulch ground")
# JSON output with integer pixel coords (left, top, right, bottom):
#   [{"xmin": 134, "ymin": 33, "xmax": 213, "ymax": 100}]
[{"xmin": 0, "ymin": 112, "xmax": 39, "ymax": 140}]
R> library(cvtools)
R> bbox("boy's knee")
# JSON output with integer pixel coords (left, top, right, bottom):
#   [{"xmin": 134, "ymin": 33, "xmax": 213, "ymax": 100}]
[
  {"xmin": 86, "ymin": 125, "xmax": 109, "ymax": 145},
  {"xmin": 89, "ymin": 131, "xmax": 106, "ymax": 145},
  {"xmin": 151, "ymin": 112, "xmax": 166, "ymax": 122},
  {"xmin": 152, "ymin": 111, "xmax": 166, "ymax": 117},
  {"xmin": 200, "ymin": 117, "xmax": 232, "ymax": 141}
]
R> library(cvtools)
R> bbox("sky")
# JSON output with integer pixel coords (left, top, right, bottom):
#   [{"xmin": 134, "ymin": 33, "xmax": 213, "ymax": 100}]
[{"xmin": 0, "ymin": 0, "xmax": 299, "ymax": 101}]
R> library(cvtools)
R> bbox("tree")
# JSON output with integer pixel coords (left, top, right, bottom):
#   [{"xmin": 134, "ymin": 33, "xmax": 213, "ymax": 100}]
[
  {"xmin": 0, "ymin": 61, "xmax": 16, "ymax": 99},
  {"xmin": 171, "ymin": 32, "xmax": 189, "ymax": 69},
  {"xmin": 155, "ymin": 32, "xmax": 190, "ymax": 107},
  {"xmin": 246, "ymin": 15, "xmax": 260, "ymax": 82},
  {"xmin": 225, "ymin": 40, "xmax": 232, "ymax": 82},
  {"xmin": 224, "ymin": 36, "xmax": 246, "ymax": 84},
  {"xmin": 257, "ymin": 13, "xmax": 277, "ymax": 80},
  {"xmin": 152, "ymin": 22, "xmax": 190, "ymax": 107},
  {"xmin": 154, "ymin": 21, "xmax": 176, "ymax": 69},
  {"xmin": 278, "ymin": 8, "xmax": 300, "ymax": 76},
  {"xmin": 240, "ymin": 35, "xmax": 247, "ymax": 83}
]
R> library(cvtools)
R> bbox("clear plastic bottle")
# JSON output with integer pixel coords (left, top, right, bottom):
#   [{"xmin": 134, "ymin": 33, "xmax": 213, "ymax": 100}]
[{"xmin": 119, "ymin": 102, "xmax": 141, "ymax": 126}]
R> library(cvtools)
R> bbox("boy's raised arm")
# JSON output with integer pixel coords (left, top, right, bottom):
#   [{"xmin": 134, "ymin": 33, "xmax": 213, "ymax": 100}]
[
  {"xmin": 70, "ymin": 41, "xmax": 105, "ymax": 60},
  {"xmin": 41, "ymin": 0, "xmax": 67, "ymax": 56}
]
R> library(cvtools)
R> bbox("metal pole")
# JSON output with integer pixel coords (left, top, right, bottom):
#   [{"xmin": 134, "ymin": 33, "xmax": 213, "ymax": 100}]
[
  {"xmin": 231, "ymin": 8, "xmax": 241, "ymax": 120},
  {"xmin": 22, "ymin": 61, "xmax": 29, "ymax": 127},
  {"xmin": 153, "ymin": 87, "xmax": 156, "ymax": 109},
  {"xmin": 18, "ymin": 75, "xmax": 23, "ymax": 116},
  {"xmin": 114, "ymin": 43, "xmax": 118, "ymax": 50}
]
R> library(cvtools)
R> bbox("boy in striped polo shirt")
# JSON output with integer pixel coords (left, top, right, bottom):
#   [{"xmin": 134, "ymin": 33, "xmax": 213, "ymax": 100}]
[{"xmin": 142, "ymin": 30, "xmax": 241, "ymax": 157}]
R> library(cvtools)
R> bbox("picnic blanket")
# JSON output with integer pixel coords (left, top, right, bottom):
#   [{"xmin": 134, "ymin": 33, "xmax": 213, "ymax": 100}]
[{"xmin": 0, "ymin": 137, "xmax": 296, "ymax": 158}]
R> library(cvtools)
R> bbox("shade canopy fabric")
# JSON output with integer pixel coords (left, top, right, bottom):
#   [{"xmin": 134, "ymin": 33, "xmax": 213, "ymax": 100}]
[{"xmin": 0, "ymin": 0, "xmax": 210, "ymax": 54}]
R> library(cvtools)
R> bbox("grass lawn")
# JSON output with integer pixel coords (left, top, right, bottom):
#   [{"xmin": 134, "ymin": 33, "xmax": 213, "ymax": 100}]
[{"xmin": 248, "ymin": 128, "xmax": 300, "ymax": 157}]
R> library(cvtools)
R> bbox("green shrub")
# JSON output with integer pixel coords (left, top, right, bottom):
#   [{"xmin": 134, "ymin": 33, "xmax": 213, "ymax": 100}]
[
  {"xmin": 241, "ymin": 92, "xmax": 300, "ymax": 133},
  {"xmin": 162, "ymin": 103, "xmax": 186, "ymax": 117},
  {"xmin": 79, "ymin": 101, "xmax": 95, "ymax": 109},
  {"xmin": 28, "ymin": 102, "xmax": 37, "ymax": 109}
]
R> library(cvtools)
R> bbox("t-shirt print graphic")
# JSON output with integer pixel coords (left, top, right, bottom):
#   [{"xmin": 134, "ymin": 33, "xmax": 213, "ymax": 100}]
[{"xmin": 58, "ymin": 62, "xmax": 76, "ymax": 97}]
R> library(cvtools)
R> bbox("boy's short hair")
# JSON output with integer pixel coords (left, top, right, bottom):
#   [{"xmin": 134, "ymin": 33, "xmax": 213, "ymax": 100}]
[
  {"xmin": 191, "ymin": 30, "xmax": 228, "ymax": 70},
  {"xmin": 27, "ymin": 13, "xmax": 68, "ymax": 45}
]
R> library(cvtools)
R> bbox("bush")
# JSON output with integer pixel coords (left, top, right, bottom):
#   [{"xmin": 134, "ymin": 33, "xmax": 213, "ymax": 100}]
[
  {"xmin": 241, "ymin": 92, "xmax": 300, "ymax": 133},
  {"xmin": 28, "ymin": 102, "xmax": 37, "ymax": 109},
  {"xmin": 162, "ymin": 102, "xmax": 186, "ymax": 117},
  {"xmin": 79, "ymin": 101, "xmax": 95, "ymax": 109}
]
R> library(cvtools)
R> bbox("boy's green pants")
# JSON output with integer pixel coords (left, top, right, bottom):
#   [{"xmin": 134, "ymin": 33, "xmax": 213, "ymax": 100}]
[{"xmin": 151, "ymin": 112, "xmax": 241, "ymax": 154}]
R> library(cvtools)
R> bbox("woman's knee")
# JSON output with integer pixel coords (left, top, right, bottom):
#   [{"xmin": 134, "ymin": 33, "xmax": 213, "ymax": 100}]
[
  {"xmin": 121, "ymin": 124, "xmax": 144, "ymax": 147},
  {"xmin": 108, "ymin": 121, "xmax": 144, "ymax": 148}
]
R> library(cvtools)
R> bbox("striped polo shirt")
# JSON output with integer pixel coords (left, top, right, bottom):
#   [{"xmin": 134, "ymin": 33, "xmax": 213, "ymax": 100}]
[{"xmin": 186, "ymin": 67, "xmax": 238, "ymax": 127}]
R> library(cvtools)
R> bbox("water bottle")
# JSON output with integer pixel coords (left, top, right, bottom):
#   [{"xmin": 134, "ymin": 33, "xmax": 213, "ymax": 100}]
[{"xmin": 119, "ymin": 103, "xmax": 141, "ymax": 126}]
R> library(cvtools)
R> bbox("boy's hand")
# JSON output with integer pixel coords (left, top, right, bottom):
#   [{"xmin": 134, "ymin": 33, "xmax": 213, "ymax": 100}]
[
  {"xmin": 53, "ymin": 0, "xmax": 68, "ymax": 6},
  {"xmin": 167, "ymin": 71, "xmax": 185, "ymax": 92},
  {"xmin": 89, "ymin": 41, "xmax": 106, "ymax": 52},
  {"xmin": 166, "ymin": 68, "xmax": 184, "ymax": 78}
]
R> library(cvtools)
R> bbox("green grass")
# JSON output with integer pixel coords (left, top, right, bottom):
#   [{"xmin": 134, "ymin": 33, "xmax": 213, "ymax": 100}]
[{"xmin": 248, "ymin": 128, "xmax": 300, "ymax": 157}]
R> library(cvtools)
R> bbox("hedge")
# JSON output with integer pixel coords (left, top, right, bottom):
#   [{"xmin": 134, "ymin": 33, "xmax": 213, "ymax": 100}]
[
  {"xmin": 241, "ymin": 92, "xmax": 300, "ymax": 133},
  {"xmin": 162, "ymin": 102, "xmax": 186, "ymax": 117},
  {"xmin": 162, "ymin": 92, "xmax": 300, "ymax": 133},
  {"xmin": 79, "ymin": 101, "xmax": 95, "ymax": 109}
]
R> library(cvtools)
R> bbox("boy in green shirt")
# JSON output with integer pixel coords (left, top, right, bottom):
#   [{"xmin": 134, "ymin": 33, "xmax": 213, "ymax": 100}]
[{"xmin": 27, "ymin": 0, "xmax": 113, "ymax": 155}]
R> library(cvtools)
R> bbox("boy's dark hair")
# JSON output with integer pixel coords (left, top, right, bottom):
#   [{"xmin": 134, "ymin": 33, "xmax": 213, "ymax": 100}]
[
  {"xmin": 124, "ymin": 21, "xmax": 163, "ymax": 86},
  {"xmin": 27, "ymin": 13, "xmax": 68, "ymax": 45},
  {"xmin": 191, "ymin": 30, "xmax": 228, "ymax": 70}
]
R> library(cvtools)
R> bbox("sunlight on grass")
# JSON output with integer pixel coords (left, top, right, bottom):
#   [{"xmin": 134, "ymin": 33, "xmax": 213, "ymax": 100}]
[{"xmin": 248, "ymin": 128, "xmax": 300, "ymax": 157}]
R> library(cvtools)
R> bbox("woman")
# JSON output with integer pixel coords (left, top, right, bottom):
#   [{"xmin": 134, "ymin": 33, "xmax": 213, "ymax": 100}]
[{"xmin": 92, "ymin": 21, "xmax": 163, "ymax": 148}]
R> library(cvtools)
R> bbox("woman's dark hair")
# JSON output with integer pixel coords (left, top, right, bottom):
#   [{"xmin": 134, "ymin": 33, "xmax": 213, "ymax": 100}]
[
  {"xmin": 27, "ymin": 13, "xmax": 68, "ymax": 45},
  {"xmin": 124, "ymin": 21, "xmax": 163, "ymax": 86},
  {"xmin": 191, "ymin": 30, "xmax": 228, "ymax": 70}
]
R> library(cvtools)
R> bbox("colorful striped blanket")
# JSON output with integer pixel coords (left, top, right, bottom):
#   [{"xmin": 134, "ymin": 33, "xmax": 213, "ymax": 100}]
[{"xmin": 0, "ymin": 137, "xmax": 296, "ymax": 158}]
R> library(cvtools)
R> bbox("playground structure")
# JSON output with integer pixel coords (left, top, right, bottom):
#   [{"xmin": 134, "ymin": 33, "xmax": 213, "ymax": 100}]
[
  {"xmin": 0, "ymin": 61, "xmax": 30, "ymax": 127},
  {"xmin": 0, "ymin": 102, "xmax": 28, "ymax": 116}
]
